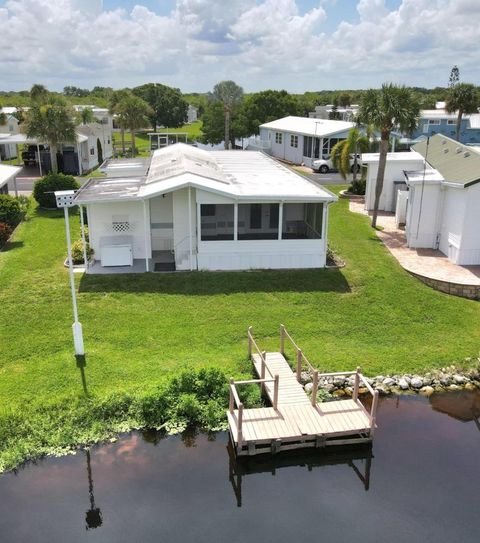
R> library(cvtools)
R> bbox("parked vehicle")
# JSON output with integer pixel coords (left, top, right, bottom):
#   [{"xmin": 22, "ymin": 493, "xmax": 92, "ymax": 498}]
[
  {"xmin": 312, "ymin": 154, "xmax": 363, "ymax": 174},
  {"xmin": 22, "ymin": 145, "xmax": 47, "ymax": 167}
]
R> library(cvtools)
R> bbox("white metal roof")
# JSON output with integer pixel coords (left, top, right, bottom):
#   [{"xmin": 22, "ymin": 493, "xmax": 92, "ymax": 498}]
[
  {"xmin": 361, "ymin": 151, "xmax": 424, "ymax": 163},
  {"xmin": 75, "ymin": 143, "xmax": 337, "ymax": 204},
  {"xmin": 260, "ymin": 116, "xmax": 354, "ymax": 137},
  {"xmin": 0, "ymin": 132, "xmax": 87, "ymax": 145},
  {"xmin": 0, "ymin": 164, "xmax": 22, "ymax": 188},
  {"xmin": 404, "ymin": 167, "xmax": 444, "ymax": 185}
]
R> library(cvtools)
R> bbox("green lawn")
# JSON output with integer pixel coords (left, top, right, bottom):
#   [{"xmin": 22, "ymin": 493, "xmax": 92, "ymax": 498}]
[
  {"xmin": 112, "ymin": 121, "xmax": 203, "ymax": 156},
  {"xmin": 1, "ymin": 188, "xmax": 479, "ymax": 417},
  {"xmin": 1, "ymin": 188, "xmax": 480, "ymax": 469}
]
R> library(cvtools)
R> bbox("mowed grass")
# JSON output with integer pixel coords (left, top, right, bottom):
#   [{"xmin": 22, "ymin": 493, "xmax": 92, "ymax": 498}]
[
  {"xmin": 112, "ymin": 121, "xmax": 203, "ymax": 154},
  {"xmin": 0, "ymin": 189, "xmax": 479, "ymax": 413}
]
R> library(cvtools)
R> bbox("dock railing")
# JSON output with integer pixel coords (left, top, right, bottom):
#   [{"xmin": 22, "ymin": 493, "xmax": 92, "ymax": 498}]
[
  {"xmin": 247, "ymin": 326, "xmax": 280, "ymax": 401},
  {"xmin": 279, "ymin": 324, "xmax": 379, "ymax": 433}
]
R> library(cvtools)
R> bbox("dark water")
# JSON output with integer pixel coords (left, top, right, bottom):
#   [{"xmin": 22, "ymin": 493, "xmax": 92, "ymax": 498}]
[{"xmin": 1, "ymin": 392, "xmax": 480, "ymax": 543}]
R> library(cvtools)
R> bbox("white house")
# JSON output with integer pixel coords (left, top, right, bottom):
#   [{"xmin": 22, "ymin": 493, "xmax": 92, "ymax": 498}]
[
  {"xmin": 362, "ymin": 151, "xmax": 425, "ymax": 212},
  {"xmin": 401, "ymin": 135, "xmax": 480, "ymax": 265},
  {"xmin": 75, "ymin": 144, "xmax": 337, "ymax": 272},
  {"xmin": 0, "ymin": 105, "xmax": 113, "ymax": 175},
  {"xmin": 309, "ymin": 104, "xmax": 359, "ymax": 121},
  {"xmin": 0, "ymin": 164, "xmax": 22, "ymax": 195},
  {"xmin": 187, "ymin": 105, "xmax": 198, "ymax": 124},
  {"xmin": 249, "ymin": 116, "xmax": 354, "ymax": 167}
]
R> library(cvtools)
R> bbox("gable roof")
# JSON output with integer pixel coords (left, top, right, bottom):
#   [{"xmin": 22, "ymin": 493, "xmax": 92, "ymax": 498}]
[
  {"xmin": 75, "ymin": 143, "xmax": 337, "ymax": 204},
  {"xmin": 260, "ymin": 116, "xmax": 354, "ymax": 137},
  {"xmin": 412, "ymin": 134, "xmax": 480, "ymax": 188}
]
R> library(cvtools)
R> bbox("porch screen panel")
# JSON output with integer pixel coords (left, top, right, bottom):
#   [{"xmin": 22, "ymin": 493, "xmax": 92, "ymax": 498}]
[
  {"xmin": 200, "ymin": 204, "xmax": 234, "ymax": 241},
  {"xmin": 238, "ymin": 203, "xmax": 279, "ymax": 240},
  {"xmin": 305, "ymin": 203, "xmax": 323, "ymax": 239}
]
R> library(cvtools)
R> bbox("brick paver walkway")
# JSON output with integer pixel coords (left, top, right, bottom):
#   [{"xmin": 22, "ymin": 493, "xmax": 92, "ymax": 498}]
[{"xmin": 350, "ymin": 199, "xmax": 480, "ymax": 286}]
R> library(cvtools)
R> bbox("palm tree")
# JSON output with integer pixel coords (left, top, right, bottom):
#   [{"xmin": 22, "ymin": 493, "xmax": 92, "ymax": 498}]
[
  {"xmin": 115, "ymin": 94, "xmax": 152, "ymax": 157},
  {"xmin": 359, "ymin": 84, "xmax": 419, "ymax": 228},
  {"xmin": 77, "ymin": 107, "xmax": 97, "ymax": 125},
  {"xmin": 109, "ymin": 90, "xmax": 130, "ymax": 155},
  {"xmin": 30, "ymin": 84, "xmax": 49, "ymax": 104},
  {"xmin": 330, "ymin": 127, "xmax": 369, "ymax": 188},
  {"xmin": 24, "ymin": 97, "xmax": 76, "ymax": 174},
  {"xmin": 445, "ymin": 83, "xmax": 479, "ymax": 142},
  {"xmin": 212, "ymin": 81, "xmax": 243, "ymax": 149}
]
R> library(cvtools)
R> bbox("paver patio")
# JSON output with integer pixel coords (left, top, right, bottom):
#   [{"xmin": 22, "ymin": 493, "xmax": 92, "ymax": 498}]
[{"xmin": 349, "ymin": 198, "xmax": 480, "ymax": 287}]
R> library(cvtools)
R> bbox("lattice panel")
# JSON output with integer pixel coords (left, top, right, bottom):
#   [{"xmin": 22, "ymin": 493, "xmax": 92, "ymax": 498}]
[{"xmin": 112, "ymin": 221, "xmax": 131, "ymax": 233}]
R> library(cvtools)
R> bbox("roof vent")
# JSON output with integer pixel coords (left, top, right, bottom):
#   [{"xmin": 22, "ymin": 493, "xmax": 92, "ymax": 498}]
[
  {"xmin": 455, "ymin": 147, "xmax": 462, "ymax": 154},
  {"xmin": 464, "ymin": 151, "xmax": 470, "ymax": 158},
  {"xmin": 441, "ymin": 139, "xmax": 447, "ymax": 145},
  {"xmin": 443, "ymin": 148, "xmax": 449, "ymax": 153}
]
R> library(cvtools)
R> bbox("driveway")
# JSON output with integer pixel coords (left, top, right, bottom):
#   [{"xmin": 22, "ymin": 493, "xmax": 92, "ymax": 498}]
[{"xmin": 307, "ymin": 171, "xmax": 352, "ymax": 186}]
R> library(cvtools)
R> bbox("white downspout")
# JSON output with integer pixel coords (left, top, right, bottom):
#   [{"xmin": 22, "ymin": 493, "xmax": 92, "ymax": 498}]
[
  {"xmin": 278, "ymin": 202, "xmax": 283, "ymax": 240},
  {"xmin": 143, "ymin": 199, "xmax": 150, "ymax": 272},
  {"xmin": 188, "ymin": 187, "xmax": 193, "ymax": 271}
]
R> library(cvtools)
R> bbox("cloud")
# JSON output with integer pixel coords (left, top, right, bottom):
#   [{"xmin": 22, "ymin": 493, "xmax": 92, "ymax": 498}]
[{"xmin": 0, "ymin": 0, "xmax": 479, "ymax": 92}]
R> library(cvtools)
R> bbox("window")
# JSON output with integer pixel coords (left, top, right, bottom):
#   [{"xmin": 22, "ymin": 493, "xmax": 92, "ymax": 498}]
[
  {"xmin": 427, "ymin": 119, "xmax": 441, "ymax": 125},
  {"xmin": 290, "ymin": 135, "xmax": 298, "ymax": 148},
  {"xmin": 275, "ymin": 132, "xmax": 283, "ymax": 144},
  {"xmin": 281, "ymin": 203, "xmax": 322, "ymax": 239},
  {"xmin": 200, "ymin": 204, "xmax": 234, "ymax": 241},
  {"xmin": 238, "ymin": 203, "xmax": 279, "ymax": 240},
  {"xmin": 90, "ymin": 147, "xmax": 95, "ymax": 155},
  {"xmin": 447, "ymin": 120, "xmax": 456, "ymax": 125},
  {"xmin": 304, "ymin": 203, "xmax": 323, "ymax": 239}
]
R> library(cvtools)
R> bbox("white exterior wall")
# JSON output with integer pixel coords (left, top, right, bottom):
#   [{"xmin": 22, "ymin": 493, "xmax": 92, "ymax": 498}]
[
  {"xmin": 173, "ymin": 188, "xmax": 197, "ymax": 270},
  {"xmin": 88, "ymin": 201, "xmax": 149, "ymax": 261},
  {"xmin": 457, "ymin": 184, "xmax": 480, "ymax": 264},
  {"xmin": 439, "ymin": 186, "xmax": 468, "ymax": 264},
  {"xmin": 365, "ymin": 158, "xmax": 424, "ymax": 212},
  {"xmin": 405, "ymin": 183, "xmax": 442, "ymax": 248},
  {"xmin": 259, "ymin": 128, "xmax": 303, "ymax": 164}
]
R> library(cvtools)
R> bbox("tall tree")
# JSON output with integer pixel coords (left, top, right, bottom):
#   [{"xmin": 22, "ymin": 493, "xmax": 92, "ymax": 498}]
[
  {"xmin": 115, "ymin": 94, "xmax": 152, "ymax": 157},
  {"xmin": 359, "ymin": 84, "xmax": 419, "ymax": 228},
  {"xmin": 330, "ymin": 127, "xmax": 369, "ymax": 188},
  {"xmin": 240, "ymin": 90, "xmax": 299, "ymax": 135},
  {"xmin": 24, "ymin": 96, "xmax": 76, "ymax": 174},
  {"xmin": 132, "ymin": 83, "xmax": 188, "ymax": 129},
  {"xmin": 211, "ymin": 81, "xmax": 244, "ymax": 149},
  {"xmin": 76, "ymin": 107, "xmax": 97, "ymax": 125},
  {"xmin": 29, "ymin": 84, "xmax": 49, "ymax": 104},
  {"xmin": 448, "ymin": 65, "xmax": 460, "ymax": 88},
  {"xmin": 109, "ymin": 89, "xmax": 130, "ymax": 154},
  {"xmin": 338, "ymin": 92, "xmax": 352, "ymax": 107},
  {"xmin": 445, "ymin": 83, "xmax": 479, "ymax": 142}
]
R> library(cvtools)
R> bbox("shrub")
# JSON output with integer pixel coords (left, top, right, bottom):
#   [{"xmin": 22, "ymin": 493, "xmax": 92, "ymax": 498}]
[
  {"xmin": 348, "ymin": 178, "xmax": 366, "ymax": 195},
  {"xmin": 0, "ymin": 222, "xmax": 13, "ymax": 247},
  {"xmin": 33, "ymin": 173, "xmax": 79, "ymax": 208},
  {"xmin": 70, "ymin": 239, "xmax": 93, "ymax": 265},
  {"xmin": 0, "ymin": 195, "xmax": 22, "ymax": 227},
  {"xmin": 15, "ymin": 195, "xmax": 31, "ymax": 216}
]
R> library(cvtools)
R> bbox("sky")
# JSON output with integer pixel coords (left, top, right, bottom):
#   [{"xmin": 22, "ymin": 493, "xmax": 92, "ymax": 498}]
[{"xmin": 0, "ymin": 0, "xmax": 479, "ymax": 93}]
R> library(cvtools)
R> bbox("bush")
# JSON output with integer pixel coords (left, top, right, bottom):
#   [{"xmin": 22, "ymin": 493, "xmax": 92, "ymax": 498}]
[
  {"xmin": 0, "ymin": 195, "xmax": 22, "ymax": 227},
  {"xmin": 15, "ymin": 195, "xmax": 31, "ymax": 216},
  {"xmin": 33, "ymin": 173, "xmax": 79, "ymax": 208},
  {"xmin": 70, "ymin": 239, "xmax": 93, "ymax": 265},
  {"xmin": 348, "ymin": 178, "xmax": 366, "ymax": 195},
  {"xmin": 0, "ymin": 222, "xmax": 13, "ymax": 247}
]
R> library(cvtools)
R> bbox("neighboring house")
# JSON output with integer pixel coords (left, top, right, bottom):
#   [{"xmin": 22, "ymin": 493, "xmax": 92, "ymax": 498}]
[
  {"xmin": 309, "ymin": 104, "xmax": 359, "ymax": 121},
  {"xmin": 0, "ymin": 164, "xmax": 22, "ymax": 195},
  {"xmin": 187, "ymin": 105, "xmax": 198, "ymax": 124},
  {"xmin": 362, "ymin": 151, "xmax": 425, "ymax": 212},
  {"xmin": 249, "ymin": 116, "xmax": 354, "ymax": 167},
  {"xmin": 411, "ymin": 102, "xmax": 480, "ymax": 144},
  {"xmin": 75, "ymin": 143, "xmax": 337, "ymax": 272},
  {"xmin": 401, "ymin": 135, "xmax": 480, "ymax": 265},
  {"xmin": 0, "ymin": 105, "xmax": 113, "ymax": 175},
  {"xmin": 364, "ymin": 134, "xmax": 480, "ymax": 266}
]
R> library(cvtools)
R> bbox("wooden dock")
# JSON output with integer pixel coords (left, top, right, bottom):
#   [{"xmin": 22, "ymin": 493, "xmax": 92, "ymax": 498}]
[{"xmin": 227, "ymin": 326, "xmax": 379, "ymax": 456}]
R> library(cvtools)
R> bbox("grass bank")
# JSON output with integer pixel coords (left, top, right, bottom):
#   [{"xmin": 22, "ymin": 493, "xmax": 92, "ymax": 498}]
[{"xmin": 1, "ymin": 188, "xmax": 479, "ymax": 470}]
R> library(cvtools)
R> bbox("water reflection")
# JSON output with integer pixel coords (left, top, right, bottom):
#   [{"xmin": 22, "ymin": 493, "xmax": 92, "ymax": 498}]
[
  {"xmin": 84, "ymin": 450, "xmax": 102, "ymax": 530},
  {"xmin": 227, "ymin": 440, "xmax": 373, "ymax": 507},
  {"xmin": 430, "ymin": 390, "xmax": 480, "ymax": 431}
]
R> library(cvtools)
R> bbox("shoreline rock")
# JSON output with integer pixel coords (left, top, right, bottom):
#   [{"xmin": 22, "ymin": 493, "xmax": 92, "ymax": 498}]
[{"xmin": 302, "ymin": 360, "xmax": 480, "ymax": 398}]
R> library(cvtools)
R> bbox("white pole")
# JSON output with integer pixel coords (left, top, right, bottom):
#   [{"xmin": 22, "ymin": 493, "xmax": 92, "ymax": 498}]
[
  {"xmin": 143, "ymin": 199, "xmax": 150, "ymax": 272},
  {"xmin": 13, "ymin": 174, "xmax": 18, "ymax": 198},
  {"xmin": 188, "ymin": 186, "xmax": 193, "ymax": 271},
  {"xmin": 37, "ymin": 144, "xmax": 43, "ymax": 177},
  {"xmin": 197, "ymin": 202, "xmax": 201, "ymax": 248},
  {"xmin": 234, "ymin": 202, "xmax": 238, "ymax": 241},
  {"xmin": 64, "ymin": 206, "xmax": 84, "ymax": 355},
  {"xmin": 278, "ymin": 202, "xmax": 283, "ymax": 240},
  {"xmin": 79, "ymin": 205, "xmax": 88, "ymax": 271}
]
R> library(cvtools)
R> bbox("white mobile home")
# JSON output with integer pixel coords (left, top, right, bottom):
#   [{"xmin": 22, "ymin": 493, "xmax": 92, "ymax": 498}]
[
  {"xmin": 401, "ymin": 135, "xmax": 480, "ymax": 265},
  {"xmin": 0, "ymin": 164, "xmax": 21, "ymax": 195},
  {"xmin": 75, "ymin": 144, "xmax": 337, "ymax": 272},
  {"xmin": 251, "ymin": 116, "xmax": 354, "ymax": 168},
  {"xmin": 362, "ymin": 151, "xmax": 425, "ymax": 212}
]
